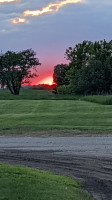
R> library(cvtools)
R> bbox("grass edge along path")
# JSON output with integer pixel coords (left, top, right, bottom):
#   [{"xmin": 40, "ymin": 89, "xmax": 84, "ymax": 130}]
[{"xmin": 0, "ymin": 164, "xmax": 93, "ymax": 200}]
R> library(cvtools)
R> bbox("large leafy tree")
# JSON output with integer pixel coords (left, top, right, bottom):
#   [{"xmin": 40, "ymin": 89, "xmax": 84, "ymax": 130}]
[
  {"xmin": 0, "ymin": 49, "xmax": 40, "ymax": 95},
  {"xmin": 65, "ymin": 40, "xmax": 112, "ymax": 94},
  {"xmin": 65, "ymin": 40, "xmax": 93, "ymax": 69}
]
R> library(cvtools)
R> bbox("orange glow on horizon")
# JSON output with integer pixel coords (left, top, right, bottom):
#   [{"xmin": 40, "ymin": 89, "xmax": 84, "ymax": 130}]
[{"xmin": 36, "ymin": 76, "xmax": 54, "ymax": 85}]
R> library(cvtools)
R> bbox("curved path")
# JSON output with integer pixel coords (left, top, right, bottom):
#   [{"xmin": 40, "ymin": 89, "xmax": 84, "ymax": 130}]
[{"xmin": 0, "ymin": 136, "xmax": 112, "ymax": 200}]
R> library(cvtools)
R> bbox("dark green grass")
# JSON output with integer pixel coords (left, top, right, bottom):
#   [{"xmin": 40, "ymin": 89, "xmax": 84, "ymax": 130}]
[
  {"xmin": 0, "ymin": 89, "xmax": 77, "ymax": 100},
  {"xmin": 0, "ymin": 164, "xmax": 93, "ymax": 200},
  {"xmin": 0, "ymin": 99, "xmax": 112, "ymax": 135},
  {"xmin": 81, "ymin": 95, "xmax": 112, "ymax": 105},
  {"xmin": 0, "ymin": 89, "xmax": 55, "ymax": 100},
  {"xmin": 1, "ymin": 89, "xmax": 112, "ymax": 104}
]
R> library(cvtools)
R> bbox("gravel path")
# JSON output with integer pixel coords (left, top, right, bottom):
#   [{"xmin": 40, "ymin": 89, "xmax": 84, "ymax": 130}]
[{"xmin": 0, "ymin": 136, "xmax": 112, "ymax": 200}]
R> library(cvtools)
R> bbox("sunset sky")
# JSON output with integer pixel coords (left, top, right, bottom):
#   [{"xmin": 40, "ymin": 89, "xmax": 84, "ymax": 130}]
[{"xmin": 0, "ymin": 0, "xmax": 112, "ymax": 84}]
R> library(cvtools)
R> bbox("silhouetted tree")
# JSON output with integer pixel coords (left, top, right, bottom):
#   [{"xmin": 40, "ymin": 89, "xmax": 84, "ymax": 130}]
[
  {"xmin": 65, "ymin": 40, "xmax": 93, "ymax": 69},
  {"xmin": 0, "ymin": 49, "xmax": 40, "ymax": 95},
  {"xmin": 53, "ymin": 64, "xmax": 70, "ymax": 86},
  {"xmin": 65, "ymin": 40, "xmax": 112, "ymax": 94}
]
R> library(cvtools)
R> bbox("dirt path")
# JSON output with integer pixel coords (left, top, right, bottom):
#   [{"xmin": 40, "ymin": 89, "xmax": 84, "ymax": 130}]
[{"xmin": 0, "ymin": 136, "xmax": 112, "ymax": 200}]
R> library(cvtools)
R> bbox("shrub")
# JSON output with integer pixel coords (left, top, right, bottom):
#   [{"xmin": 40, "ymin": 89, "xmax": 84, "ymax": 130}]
[{"xmin": 57, "ymin": 85, "xmax": 72, "ymax": 95}]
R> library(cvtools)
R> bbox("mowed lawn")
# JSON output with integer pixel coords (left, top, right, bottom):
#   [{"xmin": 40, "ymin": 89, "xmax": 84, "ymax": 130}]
[
  {"xmin": 0, "ymin": 99, "xmax": 112, "ymax": 134},
  {"xmin": 0, "ymin": 164, "xmax": 93, "ymax": 200}
]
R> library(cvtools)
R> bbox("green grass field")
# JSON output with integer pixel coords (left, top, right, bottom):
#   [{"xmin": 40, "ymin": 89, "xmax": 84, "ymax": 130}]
[
  {"xmin": 81, "ymin": 95, "xmax": 112, "ymax": 105},
  {"xmin": 0, "ymin": 89, "xmax": 112, "ymax": 103},
  {"xmin": 0, "ymin": 164, "xmax": 93, "ymax": 200},
  {"xmin": 0, "ymin": 89, "xmax": 112, "ymax": 135},
  {"xmin": 0, "ymin": 89, "xmax": 77, "ymax": 100},
  {"xmin": 0, "ymin": 97, "xmax": 112, "ymax": 135}
]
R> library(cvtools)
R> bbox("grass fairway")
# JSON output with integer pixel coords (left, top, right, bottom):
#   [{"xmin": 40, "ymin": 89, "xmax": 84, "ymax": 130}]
[
  {"xmin": 0, "ymin": 98, "xmax": 112, "ymax": 135},
  {"xmin": 0, "ymin": 164, "xmax": 93, "ymax": 200}
]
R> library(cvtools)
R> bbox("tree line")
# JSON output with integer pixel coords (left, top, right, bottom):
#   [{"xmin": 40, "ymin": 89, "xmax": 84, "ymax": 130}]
[
  {"xmin": 53, "ymin": 40, "xmax": 112, "ymax": 95},
  {"xmin": 0, "ymin": 39, "xmax": 112, "ymax": 95}
]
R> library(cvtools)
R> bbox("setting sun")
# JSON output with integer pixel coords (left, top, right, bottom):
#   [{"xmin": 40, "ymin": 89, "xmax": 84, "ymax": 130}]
[{"xmin": 48, "ymin": 82, "xmax": 53, "ymax": 85}]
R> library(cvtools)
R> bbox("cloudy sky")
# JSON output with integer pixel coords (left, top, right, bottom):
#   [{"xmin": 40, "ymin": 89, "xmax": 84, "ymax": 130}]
[{"xmin": 0, "ymin": 0, "xmax": 112, "ymax": 84}]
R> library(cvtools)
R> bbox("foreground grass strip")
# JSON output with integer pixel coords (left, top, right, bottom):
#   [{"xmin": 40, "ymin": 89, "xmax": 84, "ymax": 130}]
[{"xmin": 0, "ymin": 164, "xmax": 93, "ymax": 200}]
